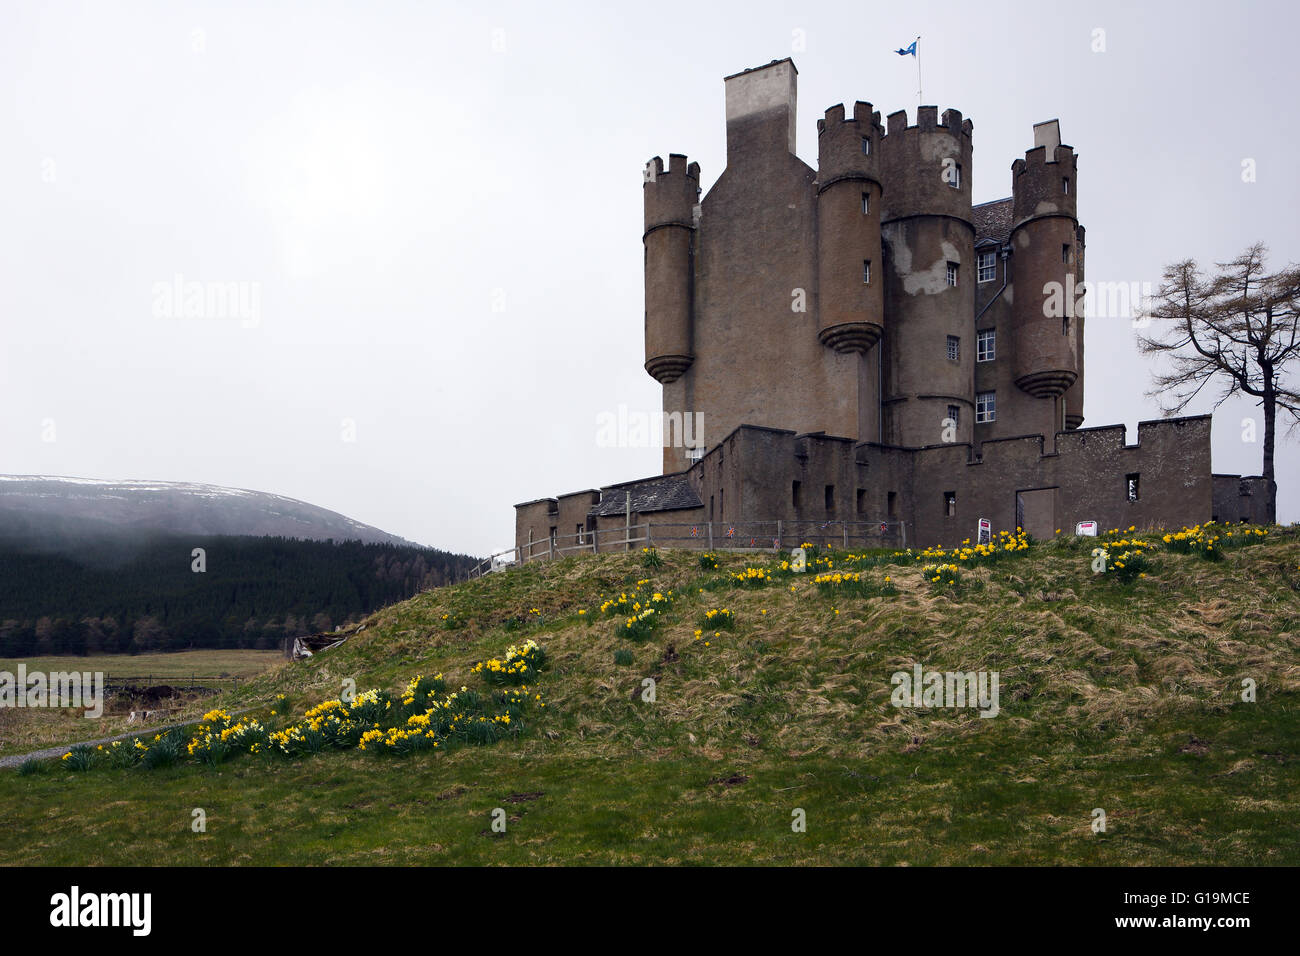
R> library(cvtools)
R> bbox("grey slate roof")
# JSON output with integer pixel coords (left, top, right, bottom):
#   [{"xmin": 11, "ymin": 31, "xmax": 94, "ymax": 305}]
[
  {"xmin": 591, "ymin": 475, "xmax": 702, "ymax": 516},
  {"xmin": 972, "ymin": 197, "xmax": 1013, "ymax": 242}
]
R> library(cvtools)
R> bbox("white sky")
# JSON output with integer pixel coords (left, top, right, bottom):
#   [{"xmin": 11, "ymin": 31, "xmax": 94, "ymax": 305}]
[{"xmin": 2, "ymin": 0, "xmax": 1297, "ymax": 555}]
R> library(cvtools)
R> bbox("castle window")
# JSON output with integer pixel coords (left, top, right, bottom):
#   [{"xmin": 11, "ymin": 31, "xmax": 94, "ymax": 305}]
[
  {"xmin": 576, "ymin": 523, "xmax": 585, "ymax": 545},
  {"xmin": 946, "ymin": 404, "xmax": 960, "ymax": 428},
  {"xmin": 887, "ymin": 491, "xmax": 897, "ymax": 516},
  {"xmin": 1063, "ymin": 177, "xmax": 1070, "ymax": 194},
  {"xmin": 976, "ymin": 390, "xmax": 996, "ymax": 423},
  {"xmin": 1063, "ymin": 315, "xmax": 1070, "ymax": 335},
  {"xmin": 863, "ymin": 260, "xmax": 871, "ymax": 284},
  {"xmin": 1062, "ymin": 244, "xmax": 1071, "ymax": 263},
  {"xmin": 949, "ymin": 163, "xmax": 962, "ymax": 188},
  {"xmin": 977, "ymin": 329, "xmax": 996, "ymax": 361},
  {"xmin": 1126, "ymin": 473, "xmax": 1140, "ymax": 502},
  {"xmin": 946, "ymin": 262, "xmax": 958, "ymax": 287},
  {"xmin": 977, "ymin": 251, "xmax": 996, "ymax": 283},
  {"xmin": 549, "ymin": 526, "xmax": 557, "ymax": 547},
  {"xmin": 861, "ymin": 136, "xmax": 870, "ymax": 155},
  {"xmin": 792, "ymin": 480, "xmax": 802, "ymax": 508},
  {"xmin": 946, "ymin": 335, "xmax": 960, "ymax": 361},
  {"xmin": 857, "ymin": 489, "xmax": 867, "ymax": 514},
  {"xmin": 862, "ymin": 192, "xmax": 870, "ymax": 215},
  {"xmin": 944, "ymin": 491, "xmax": 956, "ymax": 517},
  {"xmin": 825, "ymin": 485, "xmax": 835, "ymax": 511}
]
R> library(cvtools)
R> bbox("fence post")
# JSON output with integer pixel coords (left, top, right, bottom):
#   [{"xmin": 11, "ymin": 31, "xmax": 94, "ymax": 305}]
[
  {"xmin": 843, "ymin": 522, "xmax": 849, "ymax": 549},
  {"xmin": 707, "ymin": 521, "xmax": 713, "ymax": 549},
  {"xmin": 776, "ymin": 520, "xmax": 782, "ymax": 550},
  {"xmin": 646, "ymin": 523, "xmax": 652, "ymax": 548}
]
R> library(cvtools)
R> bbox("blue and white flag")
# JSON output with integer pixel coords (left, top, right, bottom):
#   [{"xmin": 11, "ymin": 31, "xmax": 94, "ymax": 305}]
[{"xmin": 895, "ymin": 40, "xmax": 917, "ymax": 56}]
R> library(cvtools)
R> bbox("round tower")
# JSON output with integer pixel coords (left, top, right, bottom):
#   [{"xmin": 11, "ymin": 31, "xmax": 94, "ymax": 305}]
[
  {"xmin": 878, "ymin": 106, "xmax": 975, "ymax": 447},
  {"xmin": 643, "ymin": 153, "xmax": 698, "ymax": 385},
  {"xmin": 1009, "ymin": 129, "xmax": 1080, "ymax": 403},
  {"xmin": 1064, "ymin": 223, "xmax": 1086, "ymax": 429},
  {"xmin": 815, "ymin": 101, "xmax": 884, "ymax": 354}
]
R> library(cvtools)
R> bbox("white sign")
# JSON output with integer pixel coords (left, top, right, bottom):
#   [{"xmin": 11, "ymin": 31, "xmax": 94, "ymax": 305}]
[
  {"xmin": 1075, "ymin": 520, "xmax": 1098, "ymax": 537},
  {"xmin": 977, "ymin": 519, "xmax": 991, "ymax": 545}
]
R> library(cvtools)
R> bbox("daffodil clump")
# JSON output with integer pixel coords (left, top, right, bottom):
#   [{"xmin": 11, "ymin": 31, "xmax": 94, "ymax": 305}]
[
  {"xmin": 622, "ymin": 607, "xmax": 661, "ymax": 641},
  {"xmin": 918, "ymin": 529, "xmax": 1030, "ymax": 565},
  {"xmin": 698, "ymin": 551, "xmax": 719, "ymax": 570},
  {"xmin": 813, "ymin": 570, "xmax": 860, "ymax": 591},
  {"xmin": 1092, "ymin": 545, "xmax": 1152, "ymax": 583},
  {"xmin": 922, "ymin": 562, "xmax": 962, "ymax": 589},
  {"xmin": 471, "ymin": 638, "xmax": 547, "ymax": 685},
  {"xmin": 1161, "ymin": 522, "xmax": 1266, "ymax": 561},
  {"xmin": 692, "ymin": 628, "xmax": 721, "ymax": 647},
  {"xmin": 401, "ymin": 673, "xmax": 446, "ymax": 710},
  {"xmin": 599, "ymin": 583, "xmax": 673, "ymax": 619},
  {"xmin": 730, "ymin": 566, "xmax": 772, "ymax": 588},
  {"xmin": 700, "ymin": 608, "xmax": 735, "ymax": 630},
  {"xmin": 641, "ymin": 545, "xmax": 663, "ymax": 569},
  {"xmin": 187, "ymin": 710, "xmax": 270, "ymax": 765},
  {"xmin": 62, "ymin": 639, "xmax": 549, "ymax": 772},
  {"xmin": 812, "ymin": 570, "xmax": 897, "ymax": 598}
]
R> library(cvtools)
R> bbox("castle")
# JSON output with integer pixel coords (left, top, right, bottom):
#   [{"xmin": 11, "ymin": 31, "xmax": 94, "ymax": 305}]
[{"xmin": 514, "ymin": 59, "xmax": 1267, "ymax": 557}]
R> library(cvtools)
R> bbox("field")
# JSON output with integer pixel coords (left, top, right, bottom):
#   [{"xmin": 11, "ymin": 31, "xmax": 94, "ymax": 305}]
[
  {"xmin": 0, "ymin": 649, "xmax": 285, "ymax": 758},
  {"xmin": 3, "ymin": 528, "xmax": 1298, "ymax": 865}
]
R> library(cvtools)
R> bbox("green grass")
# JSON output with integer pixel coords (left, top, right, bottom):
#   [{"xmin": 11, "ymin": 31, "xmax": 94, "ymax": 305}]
[{"xmin": 3, "ymin": 528, "xmax": 1298, "ymax": 865}]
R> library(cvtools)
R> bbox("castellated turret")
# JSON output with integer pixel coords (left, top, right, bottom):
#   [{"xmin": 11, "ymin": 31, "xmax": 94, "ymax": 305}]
[
  {"xmin": 815, "ymin": 102, "xmax": 885, "ymax": 354},
  {"xmin": 1010, "ymin": 119, "xmax": 1080, "ymax": 401},
  {"xmin": 879, "ymin": 106, "xmax": 976, "ymax": 446},
  {"xmin": 634, "ymin": 61, "xmax": 1086, "ymax": 476},
  {"xmin": 643, "ymin": 153, "xmax": 699, "ymax": 385}
]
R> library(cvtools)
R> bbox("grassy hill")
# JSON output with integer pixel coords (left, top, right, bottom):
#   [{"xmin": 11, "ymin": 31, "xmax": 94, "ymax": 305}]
[{"xmin": 3, "ymin": 526, "xmax": 1298, "ymax": 865}]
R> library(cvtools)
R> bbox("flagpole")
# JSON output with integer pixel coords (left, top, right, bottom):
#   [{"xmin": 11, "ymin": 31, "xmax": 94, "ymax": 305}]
[{"xmin": 915, "ymin": 36, "xmax": 922, "ymax": 107}]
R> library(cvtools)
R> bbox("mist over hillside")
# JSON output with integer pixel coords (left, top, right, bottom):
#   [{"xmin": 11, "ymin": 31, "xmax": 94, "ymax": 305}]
[{"xmin": 0, "ymin": 475, "xmax": 421, "ymax": 551}]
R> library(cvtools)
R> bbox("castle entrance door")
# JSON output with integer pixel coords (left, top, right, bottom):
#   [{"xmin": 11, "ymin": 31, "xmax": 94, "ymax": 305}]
[{"xmin": 1015, "ymin": 488, "xmax": 1057, "ymax": 541}]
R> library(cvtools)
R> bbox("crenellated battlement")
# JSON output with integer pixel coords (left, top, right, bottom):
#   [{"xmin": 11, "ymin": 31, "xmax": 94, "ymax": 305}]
[
  {"xmin": 816, "ymin": 100, "xmax": 884, "ymax": 192},
  {"xmin": 1012, "ymin": 143, "xmax": 1078, "ymax": 177},
  {"xmin": 644, "ymin": 153, "xmax": 701, "ymax": 232},
  {"xmin": 816, "ymin": 100, "xmax": 883, "ymax": 136},
  {"xmin": 1011, "ymin": 141, "xmax": 1078, "ymax": 229},
  {"xmin": 878, "ymin": 107, "xmax": 973, "ymax": 223},
  {"xmin": 882, "ymin": 106, "xmax": 973, "ymax": 141}
]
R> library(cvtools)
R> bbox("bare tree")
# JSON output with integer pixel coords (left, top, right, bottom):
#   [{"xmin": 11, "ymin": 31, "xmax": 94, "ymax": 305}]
[{"xmin": 1138, "ymin": 244, "xmax": 1300, "ymax": 524}]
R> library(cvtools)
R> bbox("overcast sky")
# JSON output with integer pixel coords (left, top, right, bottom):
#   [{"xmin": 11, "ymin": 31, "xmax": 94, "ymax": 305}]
[{"xmin": 3, "ymin": 0, "xmax": 1297, "ymax": 556}]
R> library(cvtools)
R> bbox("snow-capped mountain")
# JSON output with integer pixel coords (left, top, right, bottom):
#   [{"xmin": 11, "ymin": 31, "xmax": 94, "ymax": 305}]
[{"xmin": 0, "ymin": 475, "xmax": 419, "ymax": 547}]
